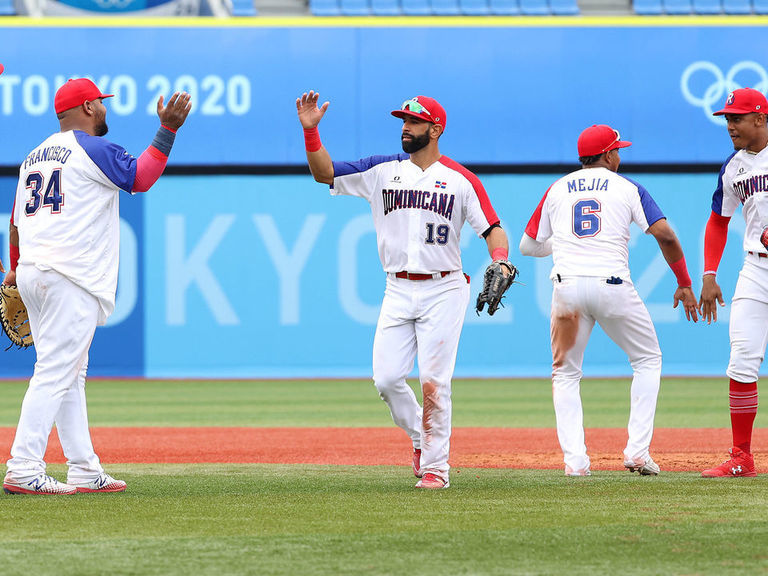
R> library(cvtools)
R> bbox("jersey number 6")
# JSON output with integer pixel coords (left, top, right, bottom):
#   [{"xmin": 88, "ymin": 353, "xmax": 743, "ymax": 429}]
[
  {"xmin": 25, "ymin": 169, "xmax": 64, "ymax": 216},
  {"xmin": 572, "ymin": 199, "xmax": 601, "ymax": 238}
]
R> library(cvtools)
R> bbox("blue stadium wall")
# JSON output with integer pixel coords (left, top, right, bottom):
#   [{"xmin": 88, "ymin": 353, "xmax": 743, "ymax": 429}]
[{"xmin": 0, "ymin": 17, "xmax": 764, "ymax": 378}]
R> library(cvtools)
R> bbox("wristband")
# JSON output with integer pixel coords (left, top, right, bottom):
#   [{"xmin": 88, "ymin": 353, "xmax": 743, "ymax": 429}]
[
  {"xmin": 151, "ymin": 126, "xmax": 176, "ymax": 157},
  {"xmin": 9, "ymin": 244, "xmax": 19, "ymax": 271},
  {"xmin": 703, "ymin": 270, "xmax": 717, "ymax": 277},
  {"xmin": 304, "ymin": 127, "xmax": 322, "ymax": 152},
  {"xmin": 491, "ymin": 247, "xmax": 508, "ymax": 261},
  {"xmin": 669, "ymin": 256, "xmax": 692, "ymax": 288}
]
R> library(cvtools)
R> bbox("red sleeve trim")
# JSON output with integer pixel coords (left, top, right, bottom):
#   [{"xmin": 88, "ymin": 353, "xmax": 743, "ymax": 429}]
[
  {"xmin": 524, "ymin": 187, "xmax": 551, "ymax": 239},
  {"xmin": 704, "ymin": 210, "xmax": 730, "ymax": 274},
  {"xmin": 438, "ymin": 156, "xmax": 499, "ymax": 227}
]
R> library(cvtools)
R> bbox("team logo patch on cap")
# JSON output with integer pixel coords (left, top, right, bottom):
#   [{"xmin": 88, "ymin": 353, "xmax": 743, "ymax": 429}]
[{"xmin": 727, "ymin": 92, "xmax": 735, "ymax": 105}]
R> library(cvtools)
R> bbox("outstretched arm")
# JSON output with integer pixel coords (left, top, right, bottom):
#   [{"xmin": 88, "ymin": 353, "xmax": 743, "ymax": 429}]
[
  {"xmin": 698, "ymin": 211, "xmax": 729, "ymax": 323},
  {"xmin": 132, "ymin": 92, "xmax": 192, "ymax": 193},
  {"xmin": 296, "ymin": 90, "xmax": 333, "ymax": 185},
  {"xmin": 647, "ymin": 219, "xmax": 698, "ymax": 322}
]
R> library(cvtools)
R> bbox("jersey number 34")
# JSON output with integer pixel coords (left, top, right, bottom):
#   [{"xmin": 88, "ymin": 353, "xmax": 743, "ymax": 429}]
[{"xmin": 25, "ymin": 169, "xmax": 64, "ymax": 216}]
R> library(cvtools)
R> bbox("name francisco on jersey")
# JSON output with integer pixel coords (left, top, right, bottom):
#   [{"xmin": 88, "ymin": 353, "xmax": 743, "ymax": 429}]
[
  {"xmin": 381, "ymin": 188, "xmax": 456, "ymax": 218},
  {"xmin": 23, "ymin": 145, "xmax": 72, "ymax": 169}
]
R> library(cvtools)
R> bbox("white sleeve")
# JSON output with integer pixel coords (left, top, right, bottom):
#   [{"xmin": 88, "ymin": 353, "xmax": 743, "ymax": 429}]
[{"xmin": 519, "ymin": 233, "xmax": 553, "ymax": 257}]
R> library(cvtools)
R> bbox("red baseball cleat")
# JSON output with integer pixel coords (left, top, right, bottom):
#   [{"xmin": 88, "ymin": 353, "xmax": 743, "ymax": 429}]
[
  {"xmin": 702, "ymin": 447, "xmax": 757, "ymax": 478},
  {"xmin": 413, "ymin": 448, "xmax": 422, "ymax": 478},
  {"xmin": 415, "ymin": 472, "xmax": 449, "ymax": 489}
]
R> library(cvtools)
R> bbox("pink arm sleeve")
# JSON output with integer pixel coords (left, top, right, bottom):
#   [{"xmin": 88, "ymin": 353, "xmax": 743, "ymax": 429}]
[{"xmin": 132, "ymin": 146, "xmax": 168, "ymax": 193}]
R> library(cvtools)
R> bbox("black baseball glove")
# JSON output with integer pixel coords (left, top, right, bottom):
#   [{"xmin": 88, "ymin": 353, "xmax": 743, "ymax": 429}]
[{"xmin": 476, "ymin": 260, "xmax": 518, "ymax": 316}]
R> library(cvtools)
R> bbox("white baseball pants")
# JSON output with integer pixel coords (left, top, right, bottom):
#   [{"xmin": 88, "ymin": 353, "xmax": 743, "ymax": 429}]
[
  {"xmin": 6, "ymin": 265, "xmax": 104, "ymax": 483},
  {"xmin": 550, "ymin": 276, "xmax": 662, "ymax": 473},
  {"xmin": 372, "ymin": 271, "xmax": 469, "ymax": 479},
  {"xmin": 727, "ymin": 253, "xmax": 768, "ymax": 383}
]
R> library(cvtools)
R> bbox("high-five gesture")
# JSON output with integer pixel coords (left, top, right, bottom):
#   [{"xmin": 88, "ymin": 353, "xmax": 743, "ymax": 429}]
[
  {"xmin": 157, "ymin": 91, "xmax": 192, "ymax": 131},
  {"xmin": 296, "ymin": 90, "xmax": 329, "ymax": 129}
]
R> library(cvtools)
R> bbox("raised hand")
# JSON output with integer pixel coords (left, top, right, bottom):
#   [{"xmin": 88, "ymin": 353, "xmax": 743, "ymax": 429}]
[
  {"xmin": 296, "ymin": 90, "xmax": 329, "ymax": 129},
  {"xmin": 157, "ymin": 92, "xmax": 192, "ymax": 131}
]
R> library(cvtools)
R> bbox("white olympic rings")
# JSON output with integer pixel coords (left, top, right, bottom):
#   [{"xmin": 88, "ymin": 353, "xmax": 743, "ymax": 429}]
[{"xmin": 680, "ymin": 61, "xmax": 768, "ymax": 125}]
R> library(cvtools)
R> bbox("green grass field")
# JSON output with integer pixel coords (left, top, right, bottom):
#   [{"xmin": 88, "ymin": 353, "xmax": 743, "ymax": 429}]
[{"xmin": 0, "ymin": 378, "xmax": 766, "ymax": 576}]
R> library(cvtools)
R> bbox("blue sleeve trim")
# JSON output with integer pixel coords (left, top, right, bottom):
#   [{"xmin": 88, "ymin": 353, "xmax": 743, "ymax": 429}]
[
  {"xmin": 74, "ymin": 130, "xmax": 137, "ymax": 192},
  {"xmin": 711, "ymin": 151, "xmax": 738, "ymax": 215},
  {"xmin": 623, "ymin": 175, "xmax": 665, "ymax": 227},
  {"xmin": 332, "ymin": 153, "xmax": 409, "ymax": 178}
]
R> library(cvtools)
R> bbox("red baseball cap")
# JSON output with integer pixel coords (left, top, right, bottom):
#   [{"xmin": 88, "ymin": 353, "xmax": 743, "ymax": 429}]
[
  {"xmin": 577, "ymin": 124, "xmax": 632, "ymax": 157},
  {"xmin": 713, "ymin": 87, "xmax": 768, "ymax": 116},
  {"xmin": 54, "ymin": 78, "xmax": 113, "ymax": 114},
  {"xmin": 0, "ymin": 63, "xmax": 4, "ymax": 75},
  {"xmin": 391, "ymin": 96, "xmax": 446, "ymax": 129}
]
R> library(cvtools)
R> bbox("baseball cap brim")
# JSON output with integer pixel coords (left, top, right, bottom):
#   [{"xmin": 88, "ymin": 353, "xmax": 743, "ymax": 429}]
[
  {"xmin": 611, "ymin": 140, "xmax": 632, "ymax": 151},
  {"xmin": 391, "ymin": 109, "xmax": 433, "ymax": 123},
  {"xmin": 713, "ymin": 106, "xmax": 754, "ymax": 116}
]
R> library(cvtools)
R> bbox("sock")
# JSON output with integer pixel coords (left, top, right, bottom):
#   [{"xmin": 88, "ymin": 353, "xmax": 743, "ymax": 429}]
[{"xmin": 729, "ymin": 378, "xmax": 758, "ymax": 454}]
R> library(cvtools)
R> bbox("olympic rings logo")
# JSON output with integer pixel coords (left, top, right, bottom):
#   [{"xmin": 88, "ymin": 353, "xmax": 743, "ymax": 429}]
[{"xmin": 680, "ymin": 61, "xmax": 768, "ymax": 125}]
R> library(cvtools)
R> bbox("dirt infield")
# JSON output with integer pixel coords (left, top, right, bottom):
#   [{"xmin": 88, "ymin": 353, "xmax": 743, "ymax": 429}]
[{"xmin": 1, "ymin": 426, "xmax": 765, "ymax": 472}]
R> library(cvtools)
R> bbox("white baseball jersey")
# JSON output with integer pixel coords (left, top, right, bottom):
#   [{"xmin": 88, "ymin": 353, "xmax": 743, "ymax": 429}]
[
  {"xmin": 331, "ymin": 154, "xmax": 500, "ymax": 273},
  {"xmin": 524, "ymin": 166, "xmax": 665, "ymax": 280},
  {"xmin": 712, "ymin": 147, "xmax": 768, "ymax": 251},
  {"xmin": 13, "ymin": 130, "xmax": 136, "ymax": 324}
]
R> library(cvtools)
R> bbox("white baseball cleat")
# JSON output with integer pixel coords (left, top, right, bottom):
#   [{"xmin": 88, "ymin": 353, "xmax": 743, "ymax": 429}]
[
  {"xmin": 624, "ymin": 456, "xmax": 660, "ymax": 476},
  {"xmin": 3, "ymin": 473, "xmax": 77, "ymax": 495},
  {"xmin": 565, "ymin": 466, "xmax": 591, "ymax": 477},
  {"xmin": 69, "ymin": 473, "xmax": 127, "ymax": 493}
]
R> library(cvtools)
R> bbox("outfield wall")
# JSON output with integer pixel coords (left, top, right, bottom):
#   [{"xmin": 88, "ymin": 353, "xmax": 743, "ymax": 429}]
[
  {"xmin": 0, "ymin": 18, "xmax": 764, "ymax": 378},
  {"xmin": 0, "ymin": 172, "xmax": 744, "ymax": 378}
]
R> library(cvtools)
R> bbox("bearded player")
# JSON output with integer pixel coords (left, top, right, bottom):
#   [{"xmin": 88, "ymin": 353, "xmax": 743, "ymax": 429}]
[{"xmin": 296, "ymin": 91, "xmax": 512, "ymax": 489}]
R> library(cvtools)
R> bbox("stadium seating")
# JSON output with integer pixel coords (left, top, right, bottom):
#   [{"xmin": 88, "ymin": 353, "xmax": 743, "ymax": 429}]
[
  {"xmin": 459, "ymin": 0, "xmax": 491, "ymax": 13},
  {"xmin": 633, "ymin": 0, "xmax": 664, "ymax": 12},
  {"xmin": 371, "ymin": 0, "xmax": 401, "ymax": 13},
  {"xmin": 691, "ymin": 0, "xmax": 721, "ymax": 12},
  {"xmin": 549, "ymin": 0, "xmax": 579, "ymax": 14},
  {"xmin": 722, "ymin": 0, "xmax": 751, "ymax": 12},
  {"xmin": 519, "ymin": 0, "xmax": 550, "ymax": 14},
  {"xmin": 401, "ymin": 0, "xmax": 431, "ymax": 13},
  {"xmin": 310, "ymin": 0, "xmax": 342, "ymax": 15},
  {"xmin": 431, "ymin": 0, "xmax": 462, "ymax": 13},
  {"xmin": 661, "ymin": 0, "xmax": 692, "ymax": 12},
  {"xmin": 489, "ymin": 0, "xmax": 521, "ymax": 13},
  {"xmin": 340, "ymin": 0, "xmax": 371, "ymax": 13},
  {"xmin": 230, "ymin": 0, "xmax": 257, "ymax": 15}
]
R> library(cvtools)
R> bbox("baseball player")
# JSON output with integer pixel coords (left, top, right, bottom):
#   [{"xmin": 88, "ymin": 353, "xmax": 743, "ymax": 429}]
[
  {"xmin": 699, "ymin": 88, "xmax": 768, "ymax": 478},
  {"xmin": 520, "ymin": 124, "xmax": 698, "ymax": 477},
  {"xmin": 296, "ymin": 91, "xmax": 510, "ymax": 489},
  {"xmin": 3, "ymin": 78, "xmax": 191, "ymax": 495}
]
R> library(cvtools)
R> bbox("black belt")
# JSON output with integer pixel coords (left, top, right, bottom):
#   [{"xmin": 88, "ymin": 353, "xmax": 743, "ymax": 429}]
[
  {"xmin": 394, "ymin": 271, "xmax": 451, "ymax": 280},
  {"xmin": 748, "ymin": 251, "xmax": 768, "ymax": 258}
]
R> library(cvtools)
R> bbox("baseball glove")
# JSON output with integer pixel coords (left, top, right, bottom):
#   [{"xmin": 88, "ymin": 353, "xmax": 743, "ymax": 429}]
[
  {"xmin": 476, "ymin": 260, "xmax": 519, "ymax": 316},
  {"xmin": 0, "ymin": 285, "xmax": 33, "ymax": 348}
]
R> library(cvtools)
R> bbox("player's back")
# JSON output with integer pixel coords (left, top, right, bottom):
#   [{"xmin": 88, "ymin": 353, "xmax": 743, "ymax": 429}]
[
  {"xmin": 14, "ymin": 130, "xmax": 133, "ymax": 319},
  {"xmin": 545, "ymin": 167, "xmax": 661, "ymax": 280}
]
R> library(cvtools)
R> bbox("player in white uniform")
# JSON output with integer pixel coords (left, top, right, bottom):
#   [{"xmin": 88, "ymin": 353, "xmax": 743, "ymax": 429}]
[
  {"xmin": 520, "ymin": 124, "xmax": 698, "ymax": 477},
  {"xmin": 700, "ymin": 88, "xmax": 768, "ymax": 478},
  {"xmin": 2, "ymin": 78, "xmax": 191, "ymax": 495},
  {"xmin": 296, "ymin": 91, "xmax": 511, "ymax": 489}
]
